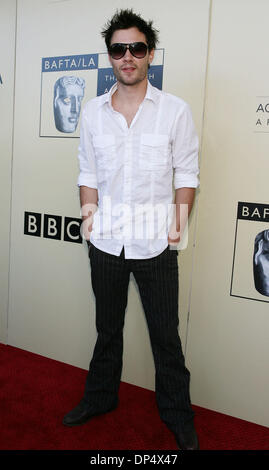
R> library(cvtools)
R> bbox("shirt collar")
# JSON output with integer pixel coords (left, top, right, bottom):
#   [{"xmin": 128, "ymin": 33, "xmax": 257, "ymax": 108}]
[{"xmin": 98, "ymin": 79, "xmax": 159, "ymax": 108}]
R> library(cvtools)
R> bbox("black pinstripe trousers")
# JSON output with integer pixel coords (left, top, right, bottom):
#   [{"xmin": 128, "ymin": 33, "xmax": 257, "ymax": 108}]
[{"xmin": 83, "ymin": 243, "xmax": 194, "ymax": 434}]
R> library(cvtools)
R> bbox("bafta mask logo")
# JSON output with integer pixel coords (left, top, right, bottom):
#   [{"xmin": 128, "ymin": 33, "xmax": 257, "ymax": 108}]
[
  {"xmin": 53, "ymin": 76, "xmax": 85, "ymax": 133},
  {"xmin": 253, "ymin": 229, "xmax": 269, "ymax": 296}
]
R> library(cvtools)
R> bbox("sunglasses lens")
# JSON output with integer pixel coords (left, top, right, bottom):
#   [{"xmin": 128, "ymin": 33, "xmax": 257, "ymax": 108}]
[
  {"xmin": 109, "ymin": 43, "xmax": 148, "ymax": 59},
  {"xmin": 110, "ymin": 44, "xmax": 126, "ymax": 59},
  {"xmin": 130, "ymin": 42, "xmax": 148, "ymax": 58}
]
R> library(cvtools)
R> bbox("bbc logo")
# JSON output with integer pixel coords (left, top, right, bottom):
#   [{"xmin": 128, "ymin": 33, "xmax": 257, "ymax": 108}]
[{"xmin": 24, "ymin": 212, "xmax": 82, "ymax": 244}]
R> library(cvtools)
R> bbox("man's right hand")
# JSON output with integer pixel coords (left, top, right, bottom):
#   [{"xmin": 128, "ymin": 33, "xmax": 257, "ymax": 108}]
[
  {"xmin": 79, "ymin": 186, "xmax": 98, "ymax": 241},
  {"xmin": 81, "ymin": 215, "xmax": 93, "ymax": 241}
]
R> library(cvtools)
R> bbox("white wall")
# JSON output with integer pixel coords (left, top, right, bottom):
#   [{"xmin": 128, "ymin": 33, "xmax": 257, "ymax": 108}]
[
  {"xmin": 186, "ymin": 0, "xmax": 269, "ymax": 427},
  {"xmin": 0, "ymin": 0, "xmax": 16, "ymax": 343}
]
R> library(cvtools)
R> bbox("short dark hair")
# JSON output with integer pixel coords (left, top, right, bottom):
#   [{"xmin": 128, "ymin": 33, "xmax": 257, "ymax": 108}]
[{"xmin": 101, "ymin": 9, "xmax": 159, "ymax": 51}]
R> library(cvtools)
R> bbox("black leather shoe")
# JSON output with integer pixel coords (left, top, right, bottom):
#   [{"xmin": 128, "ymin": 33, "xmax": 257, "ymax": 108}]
[
  {"xmin": 174, "ymin": 424, "xmax": 199, "ymax": 450},
  {"xmin": 63, "ymin": 399, "xmax": 117, "ymax": 427}
]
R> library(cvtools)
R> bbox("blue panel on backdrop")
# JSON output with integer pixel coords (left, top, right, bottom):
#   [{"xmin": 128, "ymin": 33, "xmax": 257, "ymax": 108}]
[
  {"xmin": 97, "ymin": 65, "xmax": 163, "ymax": 96},
  {"xmin": 97, "ymin": 68, "xmax": 117, "ymax": 95},
  {"xmin": 42, "ymin": 54, "xmax": 98, "ymax": 72},
  {"xmin": 40, "ymin": 51, "xmax": 164, "ymax": 137},
  {"xmin": 148, "ymin": 65, "xmax": 163, "ymax": 90}
]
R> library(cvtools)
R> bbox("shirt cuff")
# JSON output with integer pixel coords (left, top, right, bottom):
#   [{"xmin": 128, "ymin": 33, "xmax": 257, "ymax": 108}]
[
  {"xmin": 173, "ymin": 172, "xmax": 200, "ymax": 189},
  {"xmin": 77, "ymin": 174, "xmax": 98, "ymax": 189}
]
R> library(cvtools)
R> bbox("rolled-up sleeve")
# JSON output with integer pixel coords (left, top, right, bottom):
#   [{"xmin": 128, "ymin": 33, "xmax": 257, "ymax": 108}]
[
  {"xmin": 172, "ymin": 103, "xmax": 200, "ymax": 189},
  {"xmin": 77, "ymin": 106, "xmax": 98, "ymax": 188}
]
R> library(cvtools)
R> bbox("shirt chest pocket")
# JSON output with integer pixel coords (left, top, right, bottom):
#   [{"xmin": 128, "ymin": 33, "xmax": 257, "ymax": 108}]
[
  {"xmin": 139, "ymin": 134, "xmax": 169, "ymax": 171},
  {"xmin": 92, "ymin": 134, "xmax": 117, "ymax": 172}
]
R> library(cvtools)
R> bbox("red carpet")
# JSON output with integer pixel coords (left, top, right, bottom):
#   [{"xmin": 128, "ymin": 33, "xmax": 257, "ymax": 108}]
[{"xmin": 0, "ymin": 343, "xmax": 268, "ymax": 450}]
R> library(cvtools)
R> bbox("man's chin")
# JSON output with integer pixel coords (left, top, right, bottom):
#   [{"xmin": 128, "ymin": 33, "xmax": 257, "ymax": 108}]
[{"xmin": 117, "ymin": 76, "xmax": 146, "ymax": 87}]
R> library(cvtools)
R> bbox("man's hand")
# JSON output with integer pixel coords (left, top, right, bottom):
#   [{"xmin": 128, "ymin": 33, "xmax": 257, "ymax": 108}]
[
  {"xmin": 168, "ymin": 233, "xmax": 181, "ymax": 245},
  {"xmin": 168, "ymin": 218, "xmax": 181, "ymax": 245},
  {"xmin": 168, "ymin": 187, "xmax": 196, "ymax": 247},
  {"xmin": 81, "ymin": 213, "xmax": 94, "ymax": 241},
  {"xmin": 80, "ymin": 186, "xmax": 98, "ymax": 241}
]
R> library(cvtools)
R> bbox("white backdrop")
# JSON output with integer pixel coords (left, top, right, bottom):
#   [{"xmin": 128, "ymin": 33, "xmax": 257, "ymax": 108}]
[
  {"xmin": 5, "ymin": 0, "xmax": 210, "ymax": 392},
  {"xmin": 0, "ymin": 0, "xmax": 16, "ymax": 343},
  {"xmin": 186, "ymin": 0, "xmax": 269, "ymax": 427}
]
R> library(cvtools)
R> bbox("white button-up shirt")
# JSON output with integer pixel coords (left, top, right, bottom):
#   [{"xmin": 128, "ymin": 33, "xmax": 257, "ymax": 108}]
[{"xmin": 77, "ymin": 80, "xmax": 199, "ymax": 259}]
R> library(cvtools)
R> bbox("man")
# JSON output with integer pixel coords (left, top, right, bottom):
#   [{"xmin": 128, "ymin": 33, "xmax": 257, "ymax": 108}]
[{"xmin": 63, "ymin": 9, "xmax": 199, "ymax": 450}]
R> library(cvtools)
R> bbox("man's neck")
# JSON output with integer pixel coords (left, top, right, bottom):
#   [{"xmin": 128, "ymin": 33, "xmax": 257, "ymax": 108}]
[{"xmin": 113, "ymin": 78, "xmax": 148, "ymax": 107}]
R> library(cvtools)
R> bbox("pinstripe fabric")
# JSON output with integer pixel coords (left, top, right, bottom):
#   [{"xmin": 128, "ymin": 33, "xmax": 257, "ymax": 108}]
[{"xmin": 84, "ymin": 244, "xmax": 194, "ymax": 433}]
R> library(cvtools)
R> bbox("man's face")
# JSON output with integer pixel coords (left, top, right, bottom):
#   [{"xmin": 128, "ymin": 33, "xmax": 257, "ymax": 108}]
[
  {"xmin": 108, "ymin": 27, "xmax": 154, "ymax": 87},
  {"xmin": 54, "ymin": 82, "xmax": 84, "ymax": 133}
]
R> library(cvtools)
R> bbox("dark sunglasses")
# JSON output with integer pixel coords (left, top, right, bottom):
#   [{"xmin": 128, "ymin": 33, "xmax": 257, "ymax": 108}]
[{"xmin": 109, "ymin": 42, "xmax": 148, "ymax": 60}]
